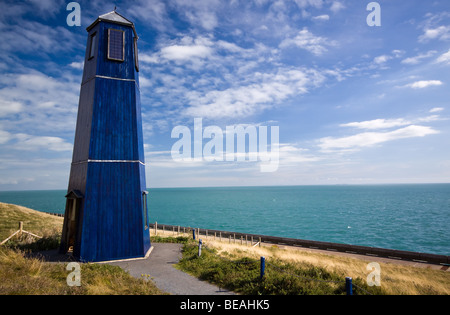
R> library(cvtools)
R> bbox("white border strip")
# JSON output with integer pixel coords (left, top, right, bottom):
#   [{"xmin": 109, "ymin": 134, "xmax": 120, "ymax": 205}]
[{"xmin": 72, "ymin": 159, "xmax": 145, "ymax": 166}]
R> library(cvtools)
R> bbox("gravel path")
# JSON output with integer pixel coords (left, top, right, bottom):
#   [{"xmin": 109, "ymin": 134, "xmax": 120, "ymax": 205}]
[{"xmin": 107, "ymin": 243, "xmax": 235, "ymax": 295}]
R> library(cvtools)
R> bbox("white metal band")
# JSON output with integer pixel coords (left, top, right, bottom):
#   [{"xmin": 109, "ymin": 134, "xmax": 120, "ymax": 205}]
[
  {"xmin": 81, "ymin": 75, "xmax": 140, "ymax": 91},
  {"xmin": 72, "ymin": 159, "xmax": 145, "ymax": 166}
]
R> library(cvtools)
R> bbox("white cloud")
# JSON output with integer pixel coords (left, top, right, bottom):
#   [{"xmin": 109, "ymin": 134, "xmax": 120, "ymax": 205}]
[
  {"xmin": 184, "ymin": 68, "xmax": 325, "ymax": 118},
  {"xmin": 330, "ymin": 1, "xmax": 345, "ymax": 13},
  {"xmin": 436, "ymin": 49, "xmax": 450, "ymax": 65},
  {"xmin": 69, "ymin": 61, "xmax": 84, "ymax": 70},
  {"xmin": 161, "ymin": 44, "xmax": 213, "ymax": 61},
  {"xmin": 419, "ymin": 25, "xmax": 450, "ymax": 42},
  {"xmin": 140, "ymin": 53, "xmax": 159, "ymax": 64},
  {"xmin": 312, "ymin": 14, "xmax": 330, "ymax": 21},
  {"xmin": 171, "ymin": 0, "xmax": 221, "ymax": 30},
  {"xmin": 294, "ymin": 0, "xmax": 324, "ymax": 9},
  {"xmin": 415, "ymin": 115, "xmax": 445, "ymax": 123},
  {"xmin": 12, "ymin": 133, "xmax": 73, "ymax": 152},
  {"xmin": 277, "ymin": 143, "xmax": 321, "ymax": 164},
  {"xmin": 403, "ymin": 80, "xmax": 443, "ymax": 89},
  {"xmin": 319, "ymin": 125, "xmax": 439, "ymax": 151},
  {"xmin": 430, "ymin": 107, "xmax": 444, "ymax": 113},
  {"xmin": 372, "ymin": 50, "xmax": 404, "ymax": 65},
  {"xmin": 373, "ymin": 55, "xmax": 392, "ymax": 64},
  {"xmin": 401, "ymin": 50, "xmax": 437, "ymax": 65},
  {"xmin": 280, "ymin": 28, "xmax": 336, "ymax": 55},
  {"xmin": 392, "ymin": 50, "xmax": 405, "ymax": 58},
  {"xmin": 126, "ymin": 0, "xmax": 171, "ymax": 32},
  {"xmin": 0, "ymin": 130, "xmax": 12, "ymax": 144},
  {"xmin": 27, "ymin": 0, "xmax": 63, "ymax": 17},
  {"xmin": 341, "ymin": 115, "xmax": 446, "ymax": 130},
  {"xmin": 0, "ymin": 20, "xmax": 82, "ymax": 55},
  {"xmin": 0, "ymin": 70, "xmax": 79, "ymax": 134},
  {"xmin": 0, "ymin": 100, "xmax": 23, "ymax": 117},
  {"xmin": 340, "ymin": 118, "xmax": 411, "ymax": 130}
]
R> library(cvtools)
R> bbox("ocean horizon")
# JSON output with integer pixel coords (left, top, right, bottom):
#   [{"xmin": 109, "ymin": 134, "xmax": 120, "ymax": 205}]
[{"xmin": 0, "ymin": 183, "xmax": 449, "ymax": 256}]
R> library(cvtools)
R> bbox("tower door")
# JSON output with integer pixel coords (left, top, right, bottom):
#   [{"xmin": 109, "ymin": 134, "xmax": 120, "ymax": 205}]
[
  {"xmin": 60, "ymin": 190, "xmax": 83, "ymax": 255},
  {"xmin": 66, "ymin": 198, "xmax": 80, "ymax": 251}
]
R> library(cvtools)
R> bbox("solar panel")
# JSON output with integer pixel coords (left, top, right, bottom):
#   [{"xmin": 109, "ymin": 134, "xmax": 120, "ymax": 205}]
[{"xmin": 108, "ymin": 29, "xmax": 124, "ymax": 61}]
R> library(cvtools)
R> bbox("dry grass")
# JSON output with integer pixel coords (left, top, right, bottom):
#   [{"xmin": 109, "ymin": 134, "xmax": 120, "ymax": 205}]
[
  {"xmin": 206, "ymin": 240, "xmax": 450, "ymax": 295},
  {"xmin": 0, "ymin": 202, "xmax": 63, "ymax": 241},
  {"xmin": 0, "ymin": 246, "xmax": 166, "ymax": 295},
  {"xmin": 0, "ymin": 203, "xmax": 165, "ymax": 295},
  {"xmin": 154, "ymin": 229, "xmax": 450, "ymax": 295}
]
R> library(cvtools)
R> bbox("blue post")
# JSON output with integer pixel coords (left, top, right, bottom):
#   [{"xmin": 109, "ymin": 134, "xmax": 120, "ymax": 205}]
[
  {"xmin": 346, "ymin": 277, "xmax": 353, "ymax": 295},
  {"xmin": 193, "ymin": 228, "xmax": 196, "ymax": 240},
  {"xmin": 198, "ymin": 239, "xmax": 202, "ymax": 257},
  {"xmin": 260, "ymin": 256, "xmax": 266, "ymax": 279}
]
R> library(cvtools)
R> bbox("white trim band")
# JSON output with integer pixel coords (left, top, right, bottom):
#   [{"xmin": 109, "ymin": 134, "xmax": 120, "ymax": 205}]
[
  {"xmin": 81, "ymin": 75, "xmax": 140, "ymax": 91},
  {"xmin": 72, "ymin": 159, "xmax": 145, "ymax": 166}
]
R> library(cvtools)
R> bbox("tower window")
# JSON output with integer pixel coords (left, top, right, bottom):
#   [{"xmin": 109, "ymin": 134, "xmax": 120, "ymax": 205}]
[
  {"xmin": 88, "ymin": 32, "xmax": 97, "ymax": 59},
  {"xmin": 134, "ymin": 37, "xmax": 139, "ymax": 72},
  {"xmin": 107, "ymin": 29, "xmax": 124, "ymax": 62},
  {"xmin": 142, "ymin": 191, "xmax": 149, "ymax": 229}
]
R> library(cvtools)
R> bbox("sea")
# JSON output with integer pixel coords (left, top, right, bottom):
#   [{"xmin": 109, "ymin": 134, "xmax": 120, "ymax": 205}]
[{"xmin": 0, "ymin": 184, "xmax": 449, "ymax": 256}]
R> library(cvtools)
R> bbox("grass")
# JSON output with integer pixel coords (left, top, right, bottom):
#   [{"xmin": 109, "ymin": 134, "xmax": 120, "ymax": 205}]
[
  {"xmin": 0, "ymin": 246, "xmax": 165, "ymax": 295},
  {"xmin": 154, "ymin": 230, "xmax": 450, "ymax": 295},
  {"xmin": 0, "ymin": 202, "xmax": 166, "ymax": 295},
  {"xmin": 176, "ymin": 240, "xmax": 383, "ymax": 295},
  {"xmin": 0, "ymin": 202, "xmax": 63, "ymax": 241}
]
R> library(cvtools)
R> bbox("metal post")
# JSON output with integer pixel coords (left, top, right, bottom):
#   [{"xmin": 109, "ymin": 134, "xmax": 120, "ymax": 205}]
[
  {"xmin": 346, "ymin": 277, "xmax": 353, "ymax": 295},
  {"xmin": 193, "ymin": 228, "xmax": 196, "ymax": 240},
  {"xmin": 198, "ymin": 239, "xmax": 202, "ymax": 257},
  {"xmin": 260, "ymin": 256, "xmax": 266, "ymax": 279}
]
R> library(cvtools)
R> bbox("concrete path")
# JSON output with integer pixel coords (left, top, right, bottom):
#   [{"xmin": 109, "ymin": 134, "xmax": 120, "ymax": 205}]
[{"xmin": 106, "ymin": 243, "xmax": 235, "ymax": 295}]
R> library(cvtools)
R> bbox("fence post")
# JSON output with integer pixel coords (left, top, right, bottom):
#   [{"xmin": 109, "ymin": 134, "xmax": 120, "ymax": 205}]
[
  {"xmin": 346, "ymin": 277, "xmax": 353, "ymax": 295},
  {"xmin": 260, "ymin": 256, "xmax": 266, "ymax": 279},
  {"xmin": 193, "ymin": 228, "xmax": 196, "ymax": 240},
  {"xmin": 198, "ymin": 239, "xmax": 202, "ymax": 257},
  {"xmin": 154, "ymin": 221, "xmax": 157, "ymax": 236}
]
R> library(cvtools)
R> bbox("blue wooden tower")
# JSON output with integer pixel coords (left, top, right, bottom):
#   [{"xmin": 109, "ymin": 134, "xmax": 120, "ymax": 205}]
[{"xmin": 59, "ymin": 10, "xmax": 151, "ymax": 262}]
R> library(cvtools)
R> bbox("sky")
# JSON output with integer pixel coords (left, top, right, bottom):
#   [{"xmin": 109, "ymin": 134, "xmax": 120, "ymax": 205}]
[{"xmin": 0, "ymin": 0, "xmax": 449, "ymax": 190}]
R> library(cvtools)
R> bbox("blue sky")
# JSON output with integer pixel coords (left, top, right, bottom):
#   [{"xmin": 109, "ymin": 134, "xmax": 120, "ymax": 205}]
[{"xmin": 0, "ymin": 0, "xmax": 449, "ymax": 190}]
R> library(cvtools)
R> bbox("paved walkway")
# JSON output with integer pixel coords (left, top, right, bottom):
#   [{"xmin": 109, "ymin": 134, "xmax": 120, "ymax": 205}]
[{"xmin": 106, "ymin": 243, "xmax": 235, "ymax": 295}]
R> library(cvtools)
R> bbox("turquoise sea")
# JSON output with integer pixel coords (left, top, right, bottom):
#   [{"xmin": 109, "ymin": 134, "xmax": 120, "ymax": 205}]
[{"xmin": 0, "ymin": 184, "xmax": 449, "ymax": 256}]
